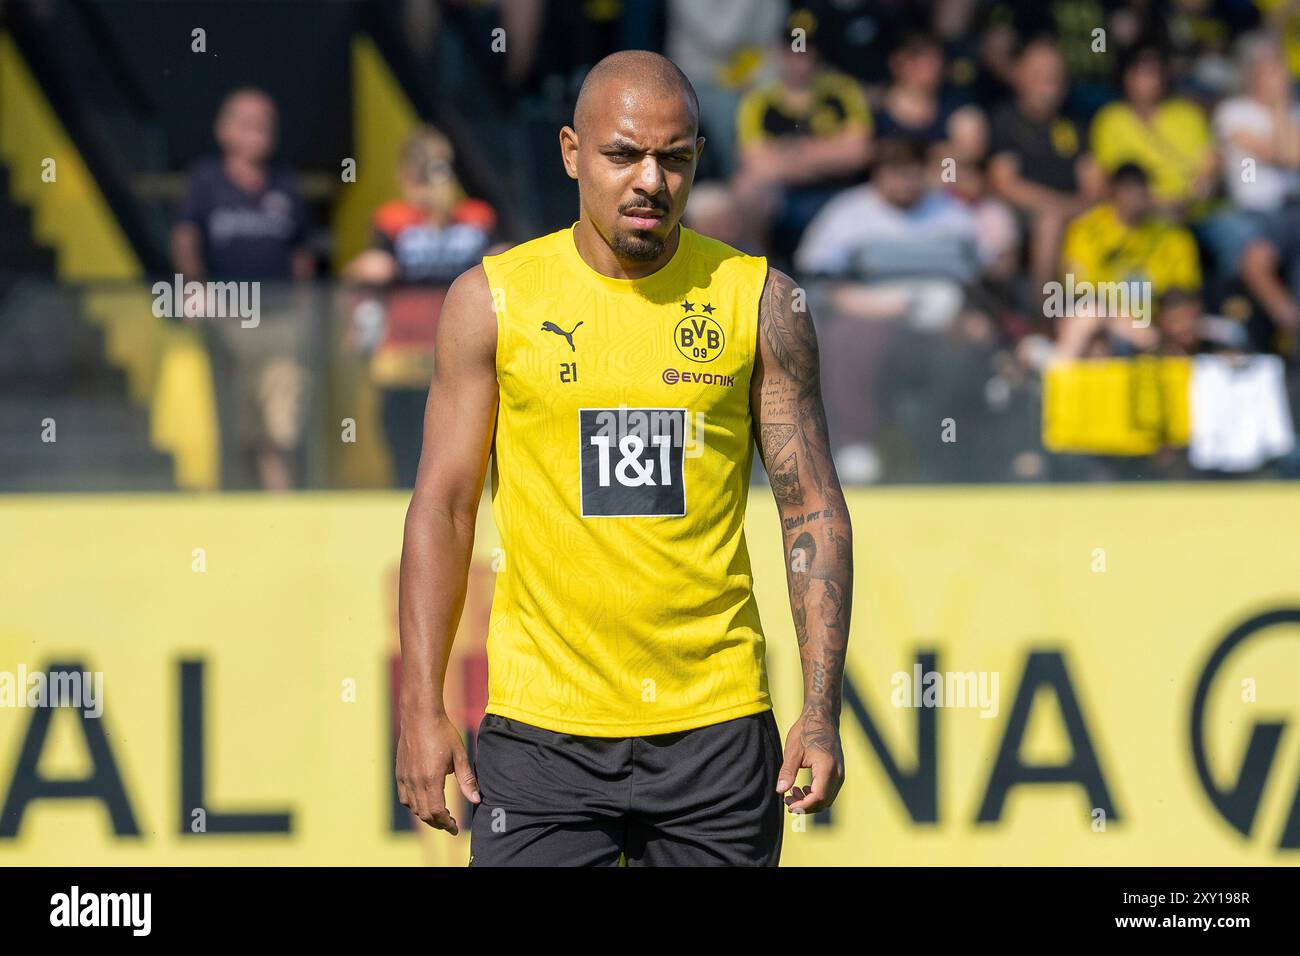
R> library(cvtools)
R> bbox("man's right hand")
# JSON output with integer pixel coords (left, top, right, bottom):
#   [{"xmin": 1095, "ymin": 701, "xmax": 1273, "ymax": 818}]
[
  {"xmin": 394, "ymin": 264, "xmax": 497, "ymax": 836},
  {"xmin": 395, "ymin": 711, "xmax": 481, "ymax": 834}
]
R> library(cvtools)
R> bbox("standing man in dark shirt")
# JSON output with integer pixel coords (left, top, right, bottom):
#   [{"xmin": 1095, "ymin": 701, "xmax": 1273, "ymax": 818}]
[
  {"xmin": 987, "ymin": 38, "xmax": 1102, "ymax": 299},
  {"xmin": 171, "ymin": 87, "xmax": 316, "ymax": 491},
  {"xmin": 173, "ymin": 88, "xmax": 313, "ymax": 282}
]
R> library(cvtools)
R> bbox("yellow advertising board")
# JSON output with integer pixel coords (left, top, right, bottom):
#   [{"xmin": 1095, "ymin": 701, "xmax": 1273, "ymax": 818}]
[{"xmin": 1, "ymin": 487, "xmax": 1298, "ymax": 865}]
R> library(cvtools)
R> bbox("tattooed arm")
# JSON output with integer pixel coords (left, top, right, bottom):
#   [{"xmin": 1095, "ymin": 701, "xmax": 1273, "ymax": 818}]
[{"xmin": 752, "ymin": 266, "xmax": 853, "ymax": 814}]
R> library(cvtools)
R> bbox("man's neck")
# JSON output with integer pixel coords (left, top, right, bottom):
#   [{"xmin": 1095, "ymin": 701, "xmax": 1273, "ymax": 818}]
[
  {"xmin": 1018, "ymin": 98, "xmax": 1053, "ymax": 123},
  {"xmin": 224, "ymin": 156, "xmax": 267, "ymax": 191},
  {"xmin": 572, "ymin": 218, "xmax": 680, "ymax": 280}
]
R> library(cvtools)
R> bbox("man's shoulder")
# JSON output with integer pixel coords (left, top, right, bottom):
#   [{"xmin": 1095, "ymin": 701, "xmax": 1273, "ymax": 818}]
[
  {"xmin": 682, "ymin": 227, "xmax": 769, "ymax": 292},
  {"xmin": 1066, "ymin": 202, "xmax": 1118, "ymax": 240},
  {"xmin": 813, "ymin": 70, "xmax": 862, "ymax": 100},
  {"xmin": 920, "ymin": 187, "xmax": 972, "ymax": 215},
  {"xmin": 265, "ymin": 164, "xmax": 303, "ymax": 196},
  {"xmin": 683, "ymin": 226, "xmax": 763, "ymax": 265},
  {"xmin": 739, "ymin": 80, "xmax": 782, "ymax": 109},
  {"xmin": 444, "ymin": 262, "xmax": 493, "ymax": 311},
  {"xmin": 1091, "ymin": 101, "xmax": 1136, "ymax": 131},
  {"xmin": 816, "ymin": 182, "xmax": 880, "ymax": 220},
  {"xmin": 1214, "ymin": 95, "xmax": 1258, "ymax": 124},
  {"xmin": 481, "ymin": 226, "xmax": 570, "ymax": 279},
  {"xmin": 185, "ymin": 155, "xmax": 226, "ymax": 186},
  {"xmin": 1159, "ymin": 97, "xmax": 1208, "ymax": 125},
  {"xmin": 373, "ymin": 199, "xmax": 424, "ymax": 237},
  {"xmin": 987, "ymin": 100, "xmax": 1018, "ymax": 126},
  {"xmin": 439, "ymin": 263, "xmax": 498, "ymax": 348}
]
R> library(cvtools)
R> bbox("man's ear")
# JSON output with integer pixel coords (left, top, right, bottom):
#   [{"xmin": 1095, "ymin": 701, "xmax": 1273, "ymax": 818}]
[
  {"xmin": 696, "ymin": 135, "xmax": 706, "ymax": 162},
  {"xmin": 559, "ymin": 126, "xmax": 580, "ymax": 181}
]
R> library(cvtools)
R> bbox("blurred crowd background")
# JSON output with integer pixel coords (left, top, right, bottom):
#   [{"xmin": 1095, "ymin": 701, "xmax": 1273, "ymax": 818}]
[{"xmin": 3, "ymin": 0, "xmax": 1300, "ymax": 491}]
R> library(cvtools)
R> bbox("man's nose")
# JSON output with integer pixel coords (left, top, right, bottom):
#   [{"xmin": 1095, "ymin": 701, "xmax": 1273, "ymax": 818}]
[{"xmin": 636, "ymin": 156, "xmax": 666, "ymax": 192}]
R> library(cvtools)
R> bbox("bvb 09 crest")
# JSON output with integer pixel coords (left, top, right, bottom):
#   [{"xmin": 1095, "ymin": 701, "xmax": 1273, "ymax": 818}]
[{"xmin": 674, "ymin": 301, "xmax": 725, "ymax": 363}]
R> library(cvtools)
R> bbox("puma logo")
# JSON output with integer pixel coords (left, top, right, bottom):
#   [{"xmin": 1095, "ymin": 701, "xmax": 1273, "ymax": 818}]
[{"xmin": 541, "ymin": 320, "xmax": 583, "ymax": 351}]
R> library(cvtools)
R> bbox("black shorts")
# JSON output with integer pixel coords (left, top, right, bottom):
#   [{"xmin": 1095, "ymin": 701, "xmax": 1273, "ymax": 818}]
[{"xmin": 468, "ymin": 709, "xmax": 784, "ymax": 866}]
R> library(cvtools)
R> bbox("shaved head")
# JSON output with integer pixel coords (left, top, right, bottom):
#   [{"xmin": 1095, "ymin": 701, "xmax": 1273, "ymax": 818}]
[
  {"xmin": 562, "ymin": 51, "xmax": 704, "ymax": 273},
  {"xmin": 574, "ymin": 50, "xmax": 699, "ymax": 140}
]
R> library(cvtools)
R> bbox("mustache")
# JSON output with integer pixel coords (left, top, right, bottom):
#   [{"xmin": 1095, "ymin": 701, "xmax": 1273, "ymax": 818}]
[{"xmin": 619, "ymin": 198, "xmax": 668, "ymax": 214}]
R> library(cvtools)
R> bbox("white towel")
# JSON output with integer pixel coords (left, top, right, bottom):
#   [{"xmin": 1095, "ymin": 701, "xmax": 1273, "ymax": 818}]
[{"xmin": 1189, "ymin": 355, "xmax": 1296, "ymax": 472}]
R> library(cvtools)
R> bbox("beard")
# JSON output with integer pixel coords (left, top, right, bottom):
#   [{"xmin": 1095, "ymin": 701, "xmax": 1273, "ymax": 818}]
[{"xmin": 610, "ymin": 226, "xmax": 667, "ymax": 262}]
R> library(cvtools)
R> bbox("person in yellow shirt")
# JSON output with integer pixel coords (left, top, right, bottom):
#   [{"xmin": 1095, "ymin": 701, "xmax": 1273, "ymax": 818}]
[
  {"xmin": 1062, "ymin": 164, "xmax": 1202, "ymax": 293},
  {"xmin": 1058, "ymin": 163, "xmax": 1202, "ymax": 350},
  {"xmin": 395, "ymin": 50, "xmax": 852, "ymax": 867},
  {"xmin": 1089, "ymin": 44, "xmax": 1216, "ymax": 215}
]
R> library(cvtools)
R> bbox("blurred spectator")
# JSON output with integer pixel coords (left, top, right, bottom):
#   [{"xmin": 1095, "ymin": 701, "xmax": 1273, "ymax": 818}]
[
  {"xmin": 682, "ymin": 180, "xmax": 761, "ymax": 253},
  {"xmin": 796, "ymin": 0, "xmax": 914, "ymax": 91},
  {"xmin": 171, "ymin": 87, "xmax": 316, "ymax": 492},
  {"xmin": 478, "ymin": 0, "xmax": 623, "ymax": 100},
  {"xmin": 988, "ymin": 38, "xmax": 1101, "ymax": 295},
  {"xmin": 343, "ymin": 126, "xmax": 499, "ymax": 488},
  {"xmin": 665, "ymin": 0, "xmax": 788, "ymax": 177},
  {"xmin": 943, "ymin": 97, "xmax": 1021, "ymax": 309},
  {"xmin": 171, "ymin": 89, "xmax": 314, "ymax": 283},
  {"xmin": 1240, "ymin": 198, "xmax": 1300, "ymax": 356},
  {"xmin": 732, "ymin": 13, "xmax": 872, "ymax": 264},
  {"xmin": 796, "ymin": 137, "xmax": 986, "ymax": 482},
  {"xmin": 944, "ymin": 108, "xmax": 1017, "ymax": 279},
  {"xmin": 1060, "ymin": 162, "xmax": 1202, "ymax": 308},
  {"xmin": 1259, "ymin": 0, "xmax": 1300, "ymax": 79},
  {"xmin": 872, "ymin": 31, "xmax": 959, "ymax": 144},
  {"xmin": 931, "ymin": 0, "xmax": 995, "ymax": 106},
  {"xmin": 945, "ymin": 100, "xmax": 989, "ymax": 163},
  {"xmin": 1163, "ymin": 0, "xmax": 1259, "ymax": 97},
  {"xmin": 1204, "ymin": 32, "xmax": 1300, "ymax": 274},
  {"xmin": 1089, "ymin": 43, "xmax": 1216, "ymax": 214},
  {"xmin": 1152, "ymin": 288, "xmax": 1250, "ymax": 356},
  {"xmin": 796, "ymin": 136, "xmax": 980, "ymax": 326},
  {"xmin": 947, "ymin": 152, "xmax": 1021, "ymax": 303},
  {"xmin": 979, "ymin": 4, "xmax": 1126, "ymax": 117},
  {"xmin": 1054, "ymin": 287, "xmax": 1247, "ymax": 358}
]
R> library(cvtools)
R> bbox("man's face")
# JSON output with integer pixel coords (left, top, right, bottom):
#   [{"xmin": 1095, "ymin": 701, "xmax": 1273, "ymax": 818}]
[
  {"xmin": 400, "ymin": 152, "xmax": 455, "ymax": 213},
  {"xmin": 876, "ymin": 161, "xmax": 926, "ymax": 208},
  {"xmin": 780, "ymin": 43, "xmax": 821, "ymax": 86},
  {"xmin": 1113, "ymin": 179, "xmax": 1151, "ymax": 221},
  {"xmin": 562, "ymin": 87, "xmax": 703, "ymax": 262},
  {"xmin": 1125, "ymin": 57, "xmax": 1164, "ymax": 107},
  {"xmin": 896, "ymin": 46, "xmax": 944, "ymax": 92},
  {"xmin": 1016, "ymin": 47, "xmax": 1065, "ymax": 114},
  {"xmin": 1251, "ymin": 51, "xmax": 1290, "ymax": 101},
  {"xmin": 217, "ymin": 94, "xmax": 277, "ymax": 164},
  {"xmin": 1158, "ymin": 299, "xmax": 1201, "ymax": 352}
]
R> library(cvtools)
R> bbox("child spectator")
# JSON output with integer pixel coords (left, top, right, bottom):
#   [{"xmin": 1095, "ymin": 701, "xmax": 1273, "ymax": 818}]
[{"xmin": 344, "ymin": 126, "xmax": 500, "ymax": 487}]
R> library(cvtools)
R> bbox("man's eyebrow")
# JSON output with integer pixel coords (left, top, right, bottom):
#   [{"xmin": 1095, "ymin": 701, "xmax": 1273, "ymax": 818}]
[{"xmin": 601, "ymin": 137, "xmax": 696, "ymax": 155}]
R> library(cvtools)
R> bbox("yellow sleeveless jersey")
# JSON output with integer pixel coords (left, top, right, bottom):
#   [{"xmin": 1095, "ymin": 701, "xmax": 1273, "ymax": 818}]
[{"xmin": 480, "ymin": 223, "xmax": 771, "ymax": 736}]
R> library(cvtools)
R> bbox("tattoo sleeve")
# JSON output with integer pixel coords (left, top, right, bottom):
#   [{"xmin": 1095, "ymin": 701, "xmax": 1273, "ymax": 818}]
[{"xmin": 753, "ymin": 268, "xmax": 853, "ymax": 755}]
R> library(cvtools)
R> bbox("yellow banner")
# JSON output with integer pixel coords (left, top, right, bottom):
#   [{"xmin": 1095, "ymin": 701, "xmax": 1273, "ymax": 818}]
[{"xmin": 2, "ymin": 488, "xmax": 1298, "ymax": 865}]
